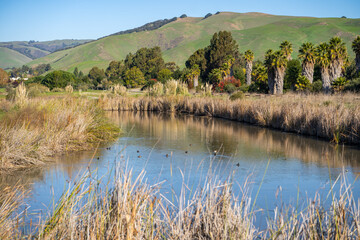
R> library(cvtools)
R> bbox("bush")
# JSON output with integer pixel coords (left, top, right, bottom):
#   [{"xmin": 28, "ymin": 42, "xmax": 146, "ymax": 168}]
[
  {"xmin": 149, "ymin": 82, "xmax": 164, "ymax": 96},
  {"xmin": 311, "ymin": 80, "xmax": 323, "ymax": 93},
  {"xmin": 51, "ymin": 87, "xmax": 64, "ymax": 92},
  {"xmin": 238, "ymin": 85, "xmax": 249, "ymax": 92},
  {"xmin": 111, "ymin": 84, "xmax": 127, "ymax": 96},
  {"xmin": 224, "ymin": 83, "xmax": 237, "ymax": 93},
  {"xmin": 65, "ymin": 85, "xmax": 74, "ymax": 93},
  {"xmin": 165, "ymin": 79, "xmax": 178, "ymax": 96},
  {"xmin": 229, "ymin": 91, "xmax": 245, "ymax": 101},
  {"xmin": 41, "ymin": 70, "xmax": 76, "ymax": 90},
  {"xmin": 331, "ymin": 77, "xmax": 348, "ymax": 92},
  {"xmin": 164, "ymin": 79, "xmax": 189, "ymax": 96},
  {"xmin": 295, "ymin": 75, "xmax": 311, "ymax": 92},
  {"xmin": 27, "ymin": 83, "xmax": 50, "ymax": 98},
  {"xmin": 216, "ymin": 76, "xmax": 241, "ymax": 92},
  {"xmin": 177, "ymin": 81, "xmax": 189, "ymax": 95},
  {"xmin": 344, "ymin": 78, "xmax": 360, "ymax": 92}
]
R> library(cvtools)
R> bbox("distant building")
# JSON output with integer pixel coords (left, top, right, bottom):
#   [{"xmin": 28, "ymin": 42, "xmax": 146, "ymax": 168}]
[{"xmin": 10, "ymin": 77, "xmax": 28, "ymax": 81}]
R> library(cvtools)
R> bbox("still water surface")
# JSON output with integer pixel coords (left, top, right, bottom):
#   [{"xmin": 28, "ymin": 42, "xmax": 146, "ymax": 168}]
[{"xmin": 1, "ymin": 111, "xmax": 360, "ymax": 227}]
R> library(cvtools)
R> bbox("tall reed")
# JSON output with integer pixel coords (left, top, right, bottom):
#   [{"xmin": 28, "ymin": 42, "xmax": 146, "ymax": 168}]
[
  {"xmin": 99, "ymin": 93, "xmax": 360, "ymax": 144},
  {"xmin": 1, "ymin": 164, "xmax": 358, "ymax": 239},
  {"xmin": 0, "ymin": 97, "xmax": 119, "ymax": 171}
]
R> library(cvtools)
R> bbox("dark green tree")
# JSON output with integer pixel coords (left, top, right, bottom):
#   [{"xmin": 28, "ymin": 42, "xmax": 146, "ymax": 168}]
[
  {"xmin": 125, "ymin": 47, "xmax": 165, "ymax": 79},
  {"xmin": 88, "ymin": 67, "xmax": 106, "ymax": 88},
  {"xmin": 352, "ymin": 36, "xmax": 360, "ymax": 73},
  {"xmin": 124, "ymin": 67, "xmax": 145, "ymax": 87},
  {"xmin": 105, "ymin": 60, "xmax": 126, "ymax": 84},
  {"xmin": 185, "ymin": 48, "xmax": 207, "ymax": 79},
  {"xmin": 41, "ymin": 70, "xmax": 76, "ymax": 90},
  {"xmin": 284, "ymin": 59, "xmax": 301, "ymax": 90},
  {"xmin": 73, "ymin": 67, "xmax": 79, "ymax": 77},
  {"xmin": 206, "ymin": 31, "xmax": 239, "ymax": 77}
]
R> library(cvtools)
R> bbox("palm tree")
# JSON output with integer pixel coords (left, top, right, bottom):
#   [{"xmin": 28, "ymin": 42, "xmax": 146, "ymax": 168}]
[
  {"xmin": 244, "ymin": 50, "xmax": 254, "ymax": 85},
  {"xmin": 329, "ymin": 37, "xmax": 347, "ymax": 81},
  {"xmin": 352, "ymin": 36, "xmax": 360, "ymax": 73},
  {"xmin": 280, "ymin": 41, "xmax": 293, "ymax": 61},
  {"xmin": 298, "ymin": 42, "xmax": 316, "ymax": 83},
  {"xmin": 316, "ymin": 43, "xmax": 331, "ymax": 93},
  {"xmin": 265, "ymin": 49, "xmax": 287, "ymax": 94},
  {"xmin": 265, "ymin": 49, "xmax": 275, "ymax": 93},
  {"xmin": 271, "ymin": 50, "xmax": 288, "ymax": 94}
]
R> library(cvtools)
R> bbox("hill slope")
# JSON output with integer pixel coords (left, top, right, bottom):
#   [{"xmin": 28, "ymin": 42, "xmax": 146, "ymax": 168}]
[
  {"xmin": 30, "ymin": 12, "xmax": 360, "ymax": 73},
  {"xmin": 0, "ymin": 39, "xmax": 92, "ymax": 69},
  {"xmin": 0, "ymin": 47, "xmax": 32, "ymax": 69}
]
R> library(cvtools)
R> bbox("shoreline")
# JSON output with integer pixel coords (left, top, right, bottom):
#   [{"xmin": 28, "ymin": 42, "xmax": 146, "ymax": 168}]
[{"xmin": 99, "ymin": 93, "xmax": 360, "ymax": 145}]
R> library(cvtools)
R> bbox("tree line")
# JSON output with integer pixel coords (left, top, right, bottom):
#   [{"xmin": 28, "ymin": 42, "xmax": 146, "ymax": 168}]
[{"xmin": 1, "ymin": 32, "xmax": 360, "ymax": 94}]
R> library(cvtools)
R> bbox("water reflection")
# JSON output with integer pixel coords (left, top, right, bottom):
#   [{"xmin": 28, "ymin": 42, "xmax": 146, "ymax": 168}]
[{"xmin": 109, "ymin": 111, "xmax": 360, "ymax": 170}]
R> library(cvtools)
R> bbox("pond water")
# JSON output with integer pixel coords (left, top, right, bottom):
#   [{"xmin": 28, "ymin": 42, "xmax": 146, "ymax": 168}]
[{"xmin": 1, "ymin": 111, "xmax": 360, "ymax": 229}]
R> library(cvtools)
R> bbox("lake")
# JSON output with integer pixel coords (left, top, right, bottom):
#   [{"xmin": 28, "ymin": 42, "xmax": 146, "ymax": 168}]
[{"xmin": 1, "ymin": 111, "xmax": 360, "ymax": 229}]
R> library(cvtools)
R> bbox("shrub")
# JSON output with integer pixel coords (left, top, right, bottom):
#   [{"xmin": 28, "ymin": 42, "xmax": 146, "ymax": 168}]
[
  {"xmin": 111, "ymin": 84, "xmax": 127, "ymax": 96},
  {"xmin": 164, "ymin": 79, "xmax": 189, "ymax": 96},
  {"xmin": 229, "ymin": 91, "xmax": 245, "ymax": 101},
  {"xmin": 311, "ymin": 80, "xmax": 323, "ymax": 93},
  {"xmin": 41, "ymin": 70, "xmax": 76, "ymax": 90},
  {"xmin": 27, "ymin": 83, "xmax": 50, "ymax": 98},
  {"xmin": 216, "ymin": 76, "xmax": 241, "ymax": 92},
  {"xmin": 238, "ymin": 85, "xmax": 249, "ymax": 93},
  {"xmin": 165, "ymin": 79, "xmax": 178, "ymax": 96},
  {"xmin": 177, "ymin": 81, "xmax": 189, "ymax": 95},
  {"xmin": 65, "ymin": 85, "xmax": 74, "ymax": 93},
  {"xmin": 51, "ymin": 87, "xmax": 64, "ymax": 92},
  {"xmin": 224, "ymin": 83, "xmax": 237, "ymax": 93},
  {"xmin": 15, "ymin": 83, "xmax": 27, "ymax": 106},
  {"xmin": 149, "ymin": 82, "xmax": 164, "ymax": 96},
  {"xmin": 331, "ymin": 77, "xmax": 348, "ymax": 92},
  {"xmin": 344, "ymin": 78, "xmax": 360, "ymax": 92},
  {"xmin": 295, "ymin": 75, "xmax": 311, "ymax": 92}
]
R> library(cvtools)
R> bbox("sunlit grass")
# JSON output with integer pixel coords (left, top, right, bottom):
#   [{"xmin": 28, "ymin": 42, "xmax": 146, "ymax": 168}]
[
  {"xmin": 0, "ymin": 161, "xmax": 358, "ymax": 239},
  {"xmin": 0, "ymin": 96, "xmax": 120, "ymax": 171},
  {"xmin": 99, "ymin": 92, "xmax": 360, "ymax": 145}
]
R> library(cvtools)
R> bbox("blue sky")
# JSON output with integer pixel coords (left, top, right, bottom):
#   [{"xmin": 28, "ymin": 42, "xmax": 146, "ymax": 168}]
[{"xmin": 0, "ymin": 0, "xmax": 359, "ymax": 42}]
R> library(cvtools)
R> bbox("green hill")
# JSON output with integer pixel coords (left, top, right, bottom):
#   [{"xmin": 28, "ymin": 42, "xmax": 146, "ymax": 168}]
[
  {"xmin": 0, "ymin": 39, "xmax": 92, "ymax": 69},
  {"xmin": 29, "ymin": 12, "xmax": 360, "ymax": 73},
  {"xmin": 0, "ymin": 47, "xmax": 32, "ymax": 69}
]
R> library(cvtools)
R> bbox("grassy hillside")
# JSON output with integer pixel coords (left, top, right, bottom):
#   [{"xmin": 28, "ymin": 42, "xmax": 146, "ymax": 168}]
[
  {"xmin": 0, "ymin": 39, "xmax": 92, "ymax": 69},
  {"xmin": 30, "ymin": 12, "xmax": 360, "ymax": 73},
  {"xmin": 0, "ymin": 47, "xmax": 32, "ymax": 69}
]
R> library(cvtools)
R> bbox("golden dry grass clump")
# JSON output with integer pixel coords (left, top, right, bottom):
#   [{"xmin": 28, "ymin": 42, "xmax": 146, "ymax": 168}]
[
  {"xmin": 99, "ymin": 93, "xmax": 360, "ymax": 144},
  {"xmin": 2, "ymin": 166, "xmax": 355, "ymax": 239},
  {"xmin": 0, "ymin": 97, "xmax": 119, "ymax": 171}
]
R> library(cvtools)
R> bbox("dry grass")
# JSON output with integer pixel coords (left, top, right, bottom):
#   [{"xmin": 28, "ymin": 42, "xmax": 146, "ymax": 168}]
[
  {"xmin": 1, "ymin": 164, "xmax": 358, "ymax": 239},
  {"xmin": 0, "ymin": 186, "xmax": 26, "ymax": 239},
  {"xmin": 99, "ymin": 93, "xmax": 360, "ymax": 144},
  {"xmin": 0, "ymin": 97, "xmax": 120, "ymax": 171}
]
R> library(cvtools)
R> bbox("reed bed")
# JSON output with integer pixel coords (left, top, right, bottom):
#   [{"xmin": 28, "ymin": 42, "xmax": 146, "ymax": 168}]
[
  {"xmin": 99, "ymin": 93, "xmax": 360, "ymax": 144},
  {"xmin": 0, "ymin": 164, "xmax": 358, "ymax": 239},
  {"xmin": 0, "ymin": 97, "xmax": 119, "ymax": 171}
]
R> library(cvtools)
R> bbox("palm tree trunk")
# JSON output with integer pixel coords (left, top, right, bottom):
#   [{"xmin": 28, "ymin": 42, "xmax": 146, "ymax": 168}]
[
  {"xmin": 302, "ymin": 62, "xmax": 314, "ymax": 83},
  {"xmin": 321, "ymin": 67, "xmax": 331, "ymax": 93},
  {"xmin": 193, "ymin": 75, "xmax": 199, "ymax": 88},
  {"xmin": 245, "ymin": 61, "xmax": 253, "ymax": 85},
  {"xmin": 274, "ymin": 67, "xmax": 285, "ymax": 94},
  {"xmin": 356, "ymin": 54, "xmax": 360, "ymax": 73},
  {"xmin": 267, "ymin": 69, "xmax": 275, "ymax": 94},
  {"xmin": 330, "ymin": 60, "xmax": 343, "ymax": 82}
]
